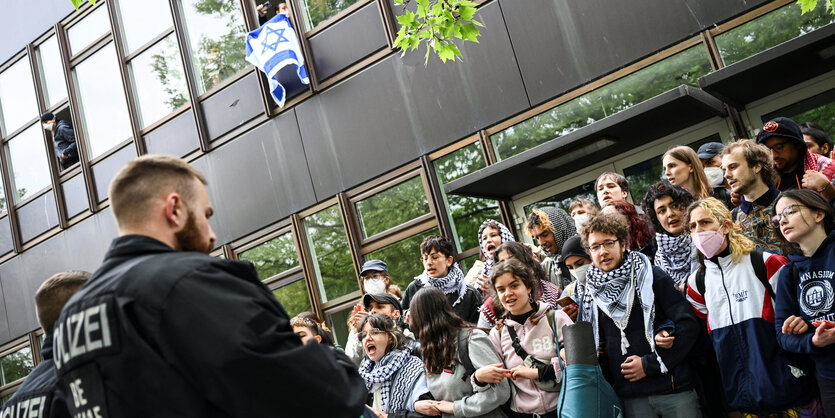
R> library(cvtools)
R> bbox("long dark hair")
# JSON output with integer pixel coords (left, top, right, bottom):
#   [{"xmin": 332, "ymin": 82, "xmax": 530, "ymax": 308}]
[
  {"xmin": 357, "ymin": 313, "xmax": 405, "ymax": 355},
  {"xmin": 772, "ymin": 190, "xmax": 835, "ymax": 255},
  {"xmin": 409, "ymin": 287, "xmax": 472, "ymax": 374},
  {"xmin": 642, "ymin": 180, "xmax": 695, "ymax": 235}
]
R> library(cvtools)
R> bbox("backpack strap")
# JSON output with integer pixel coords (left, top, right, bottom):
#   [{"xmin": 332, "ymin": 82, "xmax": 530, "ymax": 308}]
[
  {"xmin": 505, "ymin": 325, "xmax": 531, "ymax": 360},
  {"xmin": 750, "ymin": 246, "xmax": 776, "ymax": 300},
  {"xmin": 457, "ymin": 329, "xmax": 476, "ymax": 381},
  {"xmin": 696, "ymin": 270, "xmax": 706, "ymax": 297}
]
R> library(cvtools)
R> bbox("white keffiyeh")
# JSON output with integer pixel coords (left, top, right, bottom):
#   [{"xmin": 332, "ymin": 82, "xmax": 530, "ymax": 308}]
[
  {"xmin": 654, "ymin": 232, "xmax": 697, "ymax": 286},
  {"xmin": 479, "ymin": 220, "xmax": 516, "ymax": 277}
]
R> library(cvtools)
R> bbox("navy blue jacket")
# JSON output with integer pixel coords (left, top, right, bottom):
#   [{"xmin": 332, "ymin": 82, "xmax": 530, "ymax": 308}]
[
  {"xmin": 52, "ymin": 121, "xmax": 76, "ymax": 158},
  {"xmin": 775, "ymin": 230, "xmax": 835, "ymax": 380},
  {"xmin": 598, "ymin": 266, "xmax": 698, "ymax": 399},
  {"xmin": 0, "ymin": 334, "xmax": 70, "ymax": 418}
]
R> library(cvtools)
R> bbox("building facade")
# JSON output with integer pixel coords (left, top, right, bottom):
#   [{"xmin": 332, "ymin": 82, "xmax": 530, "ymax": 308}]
[{"xmin": 0, "ymin": 0, "xmax": 832, "ymax": 400}]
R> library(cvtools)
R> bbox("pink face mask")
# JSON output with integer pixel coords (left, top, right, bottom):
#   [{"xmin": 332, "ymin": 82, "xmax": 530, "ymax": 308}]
[{"xmin": 692, "ymin": 230, "xmax": 725, "ymax": 259}]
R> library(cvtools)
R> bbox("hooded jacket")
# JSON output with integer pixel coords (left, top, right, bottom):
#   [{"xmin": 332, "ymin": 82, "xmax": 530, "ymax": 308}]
[
  {"xmin": 52, "ymin": 235, "xmax": 367, "ymax": 418},
  {"xmin": 0, "ymin": 334, "xmax": 70, "ymax": 418},
  {"xmin": 686, "ymin": 248, "xmax": 815, "ymax": 414},
  {"xmin": 775, "ymin": 231, "xmax": 835, "ymax": 381}
]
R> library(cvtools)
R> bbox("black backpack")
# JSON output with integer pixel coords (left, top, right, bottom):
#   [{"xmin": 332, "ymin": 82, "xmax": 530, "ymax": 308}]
[{"xmin": 694, "ymin": 246, "xmax": 775, "ymax": 300}]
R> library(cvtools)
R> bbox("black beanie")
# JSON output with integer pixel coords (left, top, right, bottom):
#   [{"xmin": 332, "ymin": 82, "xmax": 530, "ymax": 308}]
[{"xmin": 561, "ymin": 235, "xmax": 589, "ymax": 261}]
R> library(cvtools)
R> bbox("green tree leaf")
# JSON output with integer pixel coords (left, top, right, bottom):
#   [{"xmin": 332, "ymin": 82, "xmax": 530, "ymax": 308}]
[
  {"xmin": 460, "ymin": 22, "xmax": 480, "ymax": 42},
  {"xmin": 393, "ymin": 0, "xmax": 483, "ymax": 64}
]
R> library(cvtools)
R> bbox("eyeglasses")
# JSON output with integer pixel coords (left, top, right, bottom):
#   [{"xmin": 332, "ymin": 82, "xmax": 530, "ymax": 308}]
[
  {"xmin": 421, "ymin": 253, "xmax": 445, "ymax": 263},
  {"xmin": 359, "ymin": 328, "xmax": 386, "ymax": 340},
  {"xmin": 586, "ymin": 239, "xmax": 619, "ymax": 253},
  {"xmin": 771, "ymin": 204, "xmax": 806, "ymax": 229},
  {"xmin": 765, "ymin": 141, "xmax": 789, "ymax": 153}
]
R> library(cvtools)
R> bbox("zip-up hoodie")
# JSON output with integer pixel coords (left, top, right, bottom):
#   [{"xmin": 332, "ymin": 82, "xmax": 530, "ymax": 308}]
[
  {"xmin": 776, "ymin": 230, "xmax": 835, "ymax": 380},
  {"xmin": 686, "ymin": 248, "xmax": 815, "ymax": 414},
  {"xmin": 489, "ymin": 304, "xmax": 572, "ymax": 415}
]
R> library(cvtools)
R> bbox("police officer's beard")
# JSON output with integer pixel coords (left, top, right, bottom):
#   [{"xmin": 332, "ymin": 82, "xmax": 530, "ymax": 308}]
[{"xmin": 174, "ymin": 208, "xmax": 213, "ymax": 254}]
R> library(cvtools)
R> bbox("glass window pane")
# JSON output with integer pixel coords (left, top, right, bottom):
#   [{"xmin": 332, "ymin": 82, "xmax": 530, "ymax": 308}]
[
  {"xmin": 129, "ymin": 35, "xmax": 189, "ymax": 127},
  {"xmin": 239, "ymin": 232, "xmax": 300, "ymax": 280},
  {"xmin": 299, "ymin": 0, "xmax": 361, "ymax": 30},
  {"xmin": 114, "ymin": 0, "xmax": 174, "ymax": 53},
  {"xmin": 524, "ymin": 181, "xmax": 596, "ymax": 216},
  {"xmin": 272, "ymin": 279, "xmax": 311, "ymax": 318},
  {"xmin": 68, "ymin": 6, "xmax": 111, "ymax": 56},
  {"xmin": 433, "ymin": 143, "xmax": 501, "ymax": 252},
  {"xmin": 7, "ymin": 125, "xmax": 51, "ymax": 203},
  {"xmin": 0, "ymin": 59, "xmax": 39, "ymax": 136},
  {"xmin": 490, "ymin": 45, "xmax": 712, "ymax": 161},
  {"xmin": 36, "ymin": 36, "xmax": 68, "ymax": 108},
  {"xmin": 74, "ymin": 44, "xmax": 133, "ymax": 159},
  {"xmin": 0, "ymin": 346, "xmax": 33, "ymax": 386},
  {"xmin": 326, "ymin": 304, "xmax": 353, "ymax": 346},
  {"xmin": 782, "ymin": 96, "xmax": 835, "ymax": 136},
  {"xmin": 715, "ymin": 4, "xmax": 835, "ymax": 66},
  {"xmin": 364, "ymin": 227, "xmax": 439, "ymax": 290},
  {"xmin": 180, "ymin": 0, "xmax": 247, "ymax": 94},
  {"xmin": 355, "ymin": 176, "xmax": 430, "ymax": 238},
  {"xmin": 303, "ymin": 204, "xmax": 356, "ymax": 303}
]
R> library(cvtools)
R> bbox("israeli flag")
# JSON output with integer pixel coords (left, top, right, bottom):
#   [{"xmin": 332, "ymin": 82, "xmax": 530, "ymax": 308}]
[{"xmin": 245, "ymin": 13, "xmax": 309, "ymax": 107}]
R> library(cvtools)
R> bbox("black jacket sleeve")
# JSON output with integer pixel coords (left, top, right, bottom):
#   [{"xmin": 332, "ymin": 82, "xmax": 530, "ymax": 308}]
[
  {"xmin": 157, "ymin": 263, "xmax": 367, "ymax": 418},
  {"xmin": 641, "ymin": 267, "xmax": 699, "ymax": 377}
]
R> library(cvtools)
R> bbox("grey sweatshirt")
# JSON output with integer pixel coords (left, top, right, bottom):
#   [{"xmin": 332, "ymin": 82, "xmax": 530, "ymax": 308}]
[{"xmin": 426, "ymin": 329, "xmax": 510, "ymax": 417}]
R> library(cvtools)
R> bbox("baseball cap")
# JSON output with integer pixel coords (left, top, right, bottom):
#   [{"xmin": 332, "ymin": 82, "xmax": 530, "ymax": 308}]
[
  {"xmin": 697, "ymin": 142, "xmax": 724, "ymax": 159},
  {"xmin": 362, "ymin": 293, "xmax": 401, "ymax": 313},
  {"xmin": 360, "ymin": 259, "xmax": 388, "ymax": 275},
  {"xmin": 756, "ymin": 117, "xmax": 803, "ymax": 144}
]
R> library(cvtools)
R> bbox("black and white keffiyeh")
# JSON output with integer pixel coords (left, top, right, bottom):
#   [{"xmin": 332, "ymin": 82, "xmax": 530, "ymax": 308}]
[
  {"xmin": 579, "ymin": 250, "xmax": 668, "ymax": 373},
  {"xmin": 479, "ymin": 219, "xmax": 516, "ymax": 277},
  {"xmin": 358, "ymin": 349, "xmax": 425, "ymax": 413},
  {"xmin": 654, "ymin": 232, "xmax": 696, "ymax": 286},
  {"xmin": 534, "ymin": 207, "xmax": 577, "ymax": 259},
  {"xmin": 418, "ymin": 262, "xmax": 467, "ymax": 307}
]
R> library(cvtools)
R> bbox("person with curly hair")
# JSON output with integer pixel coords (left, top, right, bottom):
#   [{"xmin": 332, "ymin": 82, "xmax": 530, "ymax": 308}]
[{"xmin": 642, "ymin": 180, "xmax": 698, "ymax": 288}]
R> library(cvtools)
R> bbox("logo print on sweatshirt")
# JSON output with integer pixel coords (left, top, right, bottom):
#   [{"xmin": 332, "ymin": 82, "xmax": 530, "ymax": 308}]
[
  {"xmin": 733, "ymin": 289, "xmax": 748, "ymax": 303},
  {"xmin": 800, "ymin": 280, "xmax": 834, "ymax": 318},
  {"xmin": 763, "ymin": 121, "xmax": 779, "ymax": 132}
]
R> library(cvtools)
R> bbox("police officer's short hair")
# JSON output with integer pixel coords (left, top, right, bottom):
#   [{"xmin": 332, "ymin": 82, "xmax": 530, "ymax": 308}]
[
  {"xmin": 35, "ymin": 271, "xmax": 91, "ymax": 334},
  {"xmin": 109, "ymin": 155, "xmax": 207, "ymax": 229}
]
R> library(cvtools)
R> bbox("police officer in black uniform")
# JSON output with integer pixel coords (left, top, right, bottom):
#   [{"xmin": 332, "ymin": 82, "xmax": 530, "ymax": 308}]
[
  {"xmin": 52, "ymin": 155, "xmax": 367, "ymax": 417},
  {"xmin": 0, "ymin": 271, "xmax": 90, "ymax": 418}
]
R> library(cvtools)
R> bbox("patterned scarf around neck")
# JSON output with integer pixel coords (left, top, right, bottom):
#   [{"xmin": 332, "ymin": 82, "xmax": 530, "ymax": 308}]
[
  {"xmin": 654, "ymin": 232, "xmax": 695, "ymax": 286},
  {"xmin": 418, "ymin": 262, "xmax": 467, "ymax": 307},
  {"xmin": 358, "ymin": 349, "xmax": 424, "ymax": 413},
  {"xmin": 479, "ymin": 220, "xmax": 516, "ymax": 277},
  {"xmin": 579, "ymin": 250, "xmax": 668, "ymax": 373},
  {"xmin": 535, "ymin": 207, "xmax": 577, "ymax": 259}
]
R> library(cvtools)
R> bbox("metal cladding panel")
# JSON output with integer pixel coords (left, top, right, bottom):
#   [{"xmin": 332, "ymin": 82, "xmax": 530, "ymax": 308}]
[
  {"xmin": 1, "ymin": 209, "xmax": 117, "ymax": 338},
  {"xmin": 297, "ymin": 1, "xmax": 528, "ymax": 200},
  {"xmin": 63, "ymin": 173, "xmax": 88, "ymax": 218},
  {"xmin": 500, "ymin": 0, "xmax": 770, "ymax": 106},
  {"xmin": 309, "ymin": 2, "xmax": 388, "ymax": 80},
  {"xmin": 190, "ymin": 109, "xmax": 316, "ymax": 245},
  {"xmin": 0, "ymin": 0, "xmax": 74, "ymax": 64},
  {"xmin": 92, "ymin": 145, "xmax": 137, "ymax": 203},
  {"xmin": 0, "ymin": 216, "xmax": 14, "ymax": 257},
  {"xmin": 203, "ymin": 72, "xmax": 263, "ymax": 140},
  {"xmin": 17, "ymin": 192, "xmax": 59, "ymax": 243},
  {"xmin": 144, "ymin": 109, "xmax": 200, "ymax": 158}
]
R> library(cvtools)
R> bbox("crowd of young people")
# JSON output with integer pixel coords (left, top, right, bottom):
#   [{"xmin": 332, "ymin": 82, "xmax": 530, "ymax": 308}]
[{"xmin": 287, "ymin": 117, "xmax": 835, "ymax": 418}]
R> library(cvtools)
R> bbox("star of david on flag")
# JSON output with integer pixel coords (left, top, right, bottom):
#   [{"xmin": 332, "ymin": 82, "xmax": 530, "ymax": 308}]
[{"xmin": 245, "ymin": 13, "xmax": 309, "ymax": 107}]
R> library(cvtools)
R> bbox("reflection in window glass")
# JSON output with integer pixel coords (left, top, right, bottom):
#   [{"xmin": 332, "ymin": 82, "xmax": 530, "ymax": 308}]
[
  {"xmin": 129, "ymin": 35, "xmax": 189, "ymax": 127},
  {"xmin": 272, "ymin": 279, "xmax": 311, "ymax": 319},
  {"xmin": 715, "ymin": 3, "xmax": 835, "ymax": 66},
  {"xmin": 67, "ymin": 6, "xmax": 111, "ymax": 56},
  {"xmin": 525, "ymin": 182, "xmax": 596, "ymax": 216},
  {"xmin": 6, "ymin": 125, "xmax": 51, "ymax": 203},
  {"xmin": 239, "ymin": 232, "xmax": 300, "ymax": 280},
  {"xmin": 457, "ymin": 254, "xmax": 479, "ymax": 276},
  {"xmin": 784, "ymin": 99, "xmax": 835, "ymax": 137},
  {"xmin": 114, "ymin": 0, "xmax": 174, "ymax": 53},
  {"xmin": 36, "ymin": 36, "xmax": 68, "ymax": 109},
  {"xmin": 326, "ymin": 304, "xmax": 353, "ymax": 346},
  {"xmin": 74, "ymin": 44, "xmax": 133, "ymax": 158},
  {"xmin": 364, "ymin": 228, "xmax": 439, "ymax": 290},
  {"xmin": 303, "ymin": 204, "xmax": 356, "ymax": 303},
  {"xmin": 180, "ymin": 0, "xmax": 247, "ymax": 94},
  {"xmin": 299, "ymin": 0, "xmax": 361, "ymax": 30},
  {"xmin": 0, "ymin": 346, "xmax": 33, "ymax": 386},
  {"xmin": 433, "ymin": 143, "xmax": 501, "ymax": 252},
  {"xmin": 0, "ymin": 59, "xmax": 39, "ymax": 136},
  {"xmin": 490, "ymin": 45, "xmax": 712, "ymax": 161},
  {"xmin": 356, "ymin": 177, "xmax": 430, "ymax": 238}
]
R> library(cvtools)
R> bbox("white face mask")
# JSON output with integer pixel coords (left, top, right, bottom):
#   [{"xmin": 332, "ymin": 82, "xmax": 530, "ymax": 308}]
[
  {"xmin": 363, "ymin": 278, "xmax": 387, "ymax": 294},
  {"xmin": 569, "ymin": 263, "xmax": 591, "ymax": 284},
  {"xmin": 573, "ymin": 214, "xmax": 590, "ymax": 231},
  {"xmin": 42, "ymin": 122, "xmax": 53, "ymax": 132},
  {"xmin": 703, "ymin": 166, "xmax": 724, "ymax": 188}
]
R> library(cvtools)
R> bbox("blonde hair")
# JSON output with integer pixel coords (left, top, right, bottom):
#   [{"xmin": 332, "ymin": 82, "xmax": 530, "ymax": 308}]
[
  {"xmin": 664, "ymin": 146, "xmax": 711, "ymax": 199},
  {"xmin": 109, "ymin": 155, "xmax": 207, "ymax": 229},
  {"xmin": 526, "ymin": 209, "xmax": 552, "ymax": 235},
  {"xmin": 685, "ymin": 197, "xmax": 754, "ymax": 264}
]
